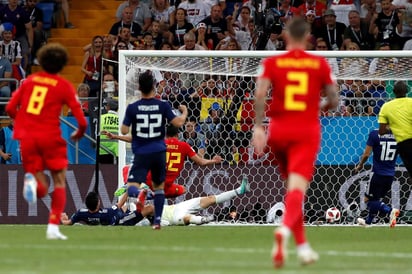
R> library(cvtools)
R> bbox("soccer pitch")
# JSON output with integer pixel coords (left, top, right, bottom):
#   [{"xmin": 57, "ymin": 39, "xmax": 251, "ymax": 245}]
[{"xmin": 0, "ymin": 225, "xmax": 411, "ymax": 274}]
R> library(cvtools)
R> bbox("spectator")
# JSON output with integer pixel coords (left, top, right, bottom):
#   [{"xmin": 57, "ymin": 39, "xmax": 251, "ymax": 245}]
[
  {"xmin": 197, "ymin": 77, "xmax": 222, "ymax": 97},
  {"xmin": 151, "ymin": 0, "xmax": 176, "ymax": 32},
  {"xmin": 227, "ymin": 15, "xmax": 256, "ymax": 50},
  {"xmin": 117, "ymin": 27, "xmax": 135, "ymax": 49},
  {"xmin": 149, "ymin": 20, "xmax": 165, "ymax": 50},
  {"xmin": 315, "ymin": 38, "xmax": 339, "ymax": 75},
  {"xmin": 159, "ymin": 40, "xmax": 173, "ymax": 50},
  {"xmin": 201, "ymin": 102, "xmax": 233, "ymax": 162},
  {"xmin": 24, "ymin": 0, "xmax": 46, "ymax": 65},
  {"xmin": 116, "ymin": 0, "xmax": 152, "ymax": 32},
  {"xmin": 296, "ymin": 0, "xmax": 327, "ymax": 18},
  {"xmin": 39, "ymin": 0, "xmax": 75, "ymax": 28},
  {"xmin": 81, "ymin": 35, "xmax": 104, "ymax": 97},
  {"xmin": 99, "ymin": 98, "xmax": 119, "ymax": 164},
  {"xmin": 204, "ymin": 0, "xmax": 226, "ymax": 14},
  {"xmin": 215, "ymin": 37, "xmax": 243, "ymax": 74},
  {"xmin": 178, "ymin": 0, "xmax": 209, "ymax": 26},
  {"xmin": 200, "ymin": 4, "xmax": 229, "ymax": 50},
  {"xmin": 68, "ymin": 83, "xmax": 90, "ymax": 116},
  {"xmin": 0, "ymin": 45, "xmax": 13, "ymax": 99},
  {"xmin": 195, "ymin": 22, "xmax": 208, "ymax": 49},
  {"xmin": 328, "ymin": 0, "xmax": 360, "ymax": 26},
  {"xmin": 343, "ymin": 9, "xmax": 375, "ymax": 50},
  {"xmin": 232, "ymin": 4, "xmax": 252, "ymax": 31},
  {"xmin": 142, "ymin": 32, "xmax": 156, "ymax": 50},
  {"xmin": 0, "ymin": 118, "xmax": 21, "ymax": 164},
  {"xmin": 179, "ymin": 117, "xmax": 206, "ymax": 158},
  {"xmin": 403, "ymin": 37, "xmax": 412, "ymax": 50},
  {"xmin": 108, "ymin": 40, "xmax": 128, "ymax": 82},
  {"xmin": 314, "ymin": 9, "xmax": 346, "ymax": 50},
  {"xmin": 369, "ymin": 0, "xmax": 403, "ymax": 49},
  {"xmin": 0, "ymin": 23, "xmax": 25, "ymax": 82},
  {"xmin": 392, "ymin": 0, "xmax": 412, "ymax": 48},
  {"xmin": 109, "ymin": 6, "xmax": 142, "ymax": 43},
  {"xmin": 178, "ymin": 31, "xmax": 206, "ymax": 50},
  {"xmin": 360, "ymin": 0, "xmax": 379, "ymax": 24},
  {"xmin": 102, "ymin": 72, "xmax": 118, "ymax": 98},
  {"xmin": 0, "ymin": 0, "xmax": 33, "ymax": 72},
  {"xmin": 277, "ymin": 0, "xmax": 299, "ymax": 25},
  {"xmin": 304, "ymin": 10, "xmax": 319, "ymax": 49},
  {"xmin": 167, "ymin": 8, "xmax": 194, "ymax": 49}
]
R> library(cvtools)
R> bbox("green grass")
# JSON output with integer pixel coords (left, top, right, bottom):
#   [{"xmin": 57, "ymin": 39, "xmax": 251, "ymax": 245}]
[{"xmin": 0, "ymin": 225, "xmax": 411, "ymax": 274}]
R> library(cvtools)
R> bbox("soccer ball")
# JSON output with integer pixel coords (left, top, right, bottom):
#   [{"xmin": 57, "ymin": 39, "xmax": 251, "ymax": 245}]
[{"xmin": 325, "ymin": 207, "xmax": 341, "ymax": 223}]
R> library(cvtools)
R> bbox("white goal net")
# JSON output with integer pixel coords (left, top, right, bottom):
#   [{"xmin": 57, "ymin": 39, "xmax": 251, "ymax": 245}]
[{"xmin": 118, "ymin": 50, "xmax": 412, "ymax": 225}]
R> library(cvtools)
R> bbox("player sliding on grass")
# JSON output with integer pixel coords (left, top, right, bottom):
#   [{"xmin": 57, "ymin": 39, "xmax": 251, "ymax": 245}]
[
  {"xmin": 252, "ymin": 17, "xmax": 338, "ymax": 268},
  {"xmin": 354, "ymin": 128, "xmax": 400, "ymax": 228},
  {"xmin": 103, "ymin": 124, "xmax": 222, "ymax": 206},
  {"xmin": 60, "ymin": 176, "xmax": 250, "ymax": 226}
]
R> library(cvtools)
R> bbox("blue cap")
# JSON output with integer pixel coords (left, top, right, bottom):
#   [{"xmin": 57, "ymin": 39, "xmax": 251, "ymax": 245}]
[{"xmin": 2, "ymin": 22, "xmax": 14, "ymax": 32}]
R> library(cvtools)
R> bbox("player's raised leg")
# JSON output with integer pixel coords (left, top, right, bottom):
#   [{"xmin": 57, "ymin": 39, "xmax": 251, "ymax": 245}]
[
  {"xmin": 23, "ymin": 173, "xmax": 38, "ymax": 204},
  {"xmin": 202, "ymin": 175, "xmax": 250, "ymax": 208}
]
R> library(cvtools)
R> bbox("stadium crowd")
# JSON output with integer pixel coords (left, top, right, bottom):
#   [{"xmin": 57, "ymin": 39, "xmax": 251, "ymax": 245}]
[{"xmin": 1, "ymin": 0, "xmax": 412, "ymax": 164}]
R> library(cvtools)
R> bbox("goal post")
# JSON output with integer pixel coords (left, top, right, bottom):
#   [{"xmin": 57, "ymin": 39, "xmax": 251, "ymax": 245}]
[{"xmin": 118, "ymin": 50, "xmax": 412, "ymax": 224}]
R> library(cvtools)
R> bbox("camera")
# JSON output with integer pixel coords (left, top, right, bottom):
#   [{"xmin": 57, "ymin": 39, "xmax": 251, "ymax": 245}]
[{"xmin": 255, "ymin": 7, "xmax": 283, "ymax": 50}]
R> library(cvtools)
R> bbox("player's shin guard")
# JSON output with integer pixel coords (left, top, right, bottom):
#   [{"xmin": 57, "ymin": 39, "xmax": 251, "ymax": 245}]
[
  {"xmin": 49, "ymin": 187, "xmax": 66, "ymax": 225},
  {"xmin": 153, "ymin": 189, "xmax": 165, "ymax": 226}
]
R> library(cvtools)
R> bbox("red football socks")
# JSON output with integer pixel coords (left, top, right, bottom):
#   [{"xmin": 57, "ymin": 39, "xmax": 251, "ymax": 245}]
[
  {"xmin": 49, "ymin": 187, "xmax": 66, "ymax": 225},
  {"xmin": 282, "ymin": 189, "xmax": 306, "ymax": 245}
]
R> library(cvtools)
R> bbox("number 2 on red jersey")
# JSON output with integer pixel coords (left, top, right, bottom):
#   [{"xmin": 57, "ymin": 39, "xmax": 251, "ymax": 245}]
[
  {"xmin": 166, "ymin": 151, "xmax": 182, "ymax": 172},
  {"xmin": 285, "ymin": 71, "xmax": 308, "ymax": 111}
]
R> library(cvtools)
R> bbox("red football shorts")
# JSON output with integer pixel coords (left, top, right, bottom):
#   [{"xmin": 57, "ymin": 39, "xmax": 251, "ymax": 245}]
[
  {"xmin": 267, "ymin": 123, "xmax": 320, "ymax": 181},
  {"xmin": 20, "ymin": 136, "xmax": 68, "ymax": 173}
]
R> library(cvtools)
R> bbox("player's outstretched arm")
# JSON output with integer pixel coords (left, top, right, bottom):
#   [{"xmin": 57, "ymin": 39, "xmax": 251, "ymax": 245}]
[
  {"xmin": 170, "ymin": 105, "xmax": 188, "ymax": 128},
  {"xmin": 60, "ymin": 213, "xmax": 73, "ymax": 225},
  {"xmin": 190, "ymin": 154, "xmax": 222, "ymax": 166},
  {"xmin": 354, "ymin": 145, "xmax": 372, "ymax": 173},
  {"xmin": 101, "ymin": 131, "xmax": 132, "ymax": 143}
]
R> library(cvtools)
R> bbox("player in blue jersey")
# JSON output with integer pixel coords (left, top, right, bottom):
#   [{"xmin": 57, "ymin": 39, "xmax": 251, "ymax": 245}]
[
  {"xmin": 354, "ymin": 129, "xmax": 400, "ymax": 227},
  {"xmin": 60, "ymin": 191, "xmax": 150, "ymax": 226},
  {"xmin": 121, "ymin": 70, "xmax": 188, "ymax": 229}
]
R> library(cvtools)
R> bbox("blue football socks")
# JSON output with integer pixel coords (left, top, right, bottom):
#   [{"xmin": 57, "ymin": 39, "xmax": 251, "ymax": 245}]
[{"xmin": 153, "ymin": 189, "xmax": 165, "ymax": 225}]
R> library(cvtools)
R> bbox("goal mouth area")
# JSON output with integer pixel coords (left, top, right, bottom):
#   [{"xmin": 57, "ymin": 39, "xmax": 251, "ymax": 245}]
[{"xmin": 116, "ymin": 50, "xmax": 412, "ymax": 224}]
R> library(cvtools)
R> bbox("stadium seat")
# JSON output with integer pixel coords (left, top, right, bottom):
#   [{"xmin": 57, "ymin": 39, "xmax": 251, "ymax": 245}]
[{"xmin": 36, "ymin": 2, "xmax": 55, "ymax": 30}]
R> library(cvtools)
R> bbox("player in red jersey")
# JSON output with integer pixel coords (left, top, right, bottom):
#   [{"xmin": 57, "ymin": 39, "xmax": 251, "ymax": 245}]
[
  {"xmin": 6, "ymin": 43, "xmax": 88, "ymax": 240},
  {"xmin": 252, "ymin": 18, "xmax": 338, "ymax": 268},
  {"xmin": 105, "ymin": 124, "xmax": 222, "ymax": 203}
]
